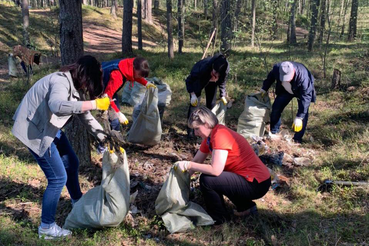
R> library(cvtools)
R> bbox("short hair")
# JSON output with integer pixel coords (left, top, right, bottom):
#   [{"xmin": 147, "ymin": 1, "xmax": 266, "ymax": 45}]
[
  {"xmin": 188, "ymin": 106, "xmax": 218, "ymax": 129},
  {"xmin": 133, "ymin": 57, "xmax": 150, "ymax": 78},
  {"xmin": 60, "ymin": 55, "xmax": 103, "ymax": 99}
]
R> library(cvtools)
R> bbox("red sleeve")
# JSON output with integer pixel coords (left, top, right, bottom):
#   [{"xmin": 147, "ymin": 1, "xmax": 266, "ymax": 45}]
[
  {"xmin": 136, "ymin": 77, "xmax": 148, "ymax": 86},
  {"xmin": 199, "ymin": 138, "xmax": 210, "ymax": 153},
  {"xmin": 104, "ymin": 70, "xmax": 123, "ymax": 112}
]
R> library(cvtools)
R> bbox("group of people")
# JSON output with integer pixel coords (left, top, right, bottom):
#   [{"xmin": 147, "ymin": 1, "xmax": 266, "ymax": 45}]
[{"xmin": 12, "ymin": 53, "xmax": 315, "ymax": 239}]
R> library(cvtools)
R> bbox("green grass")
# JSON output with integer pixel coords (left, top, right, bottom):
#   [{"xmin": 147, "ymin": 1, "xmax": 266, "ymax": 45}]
[{"xmin": 0, "ymin": 2, "xmax": 368, "ymax": 246}]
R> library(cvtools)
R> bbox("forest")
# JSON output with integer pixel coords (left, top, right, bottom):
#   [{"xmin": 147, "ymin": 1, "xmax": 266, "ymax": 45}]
[{"xmin": 0, "ymin": 0, "xmax": 368, "ymax": 245}]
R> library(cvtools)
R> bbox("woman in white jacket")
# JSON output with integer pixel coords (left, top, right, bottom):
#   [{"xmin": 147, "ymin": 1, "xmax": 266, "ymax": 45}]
[{"xmin": 12, "ymin": 55, "xmax": 110, "ymax": 239}]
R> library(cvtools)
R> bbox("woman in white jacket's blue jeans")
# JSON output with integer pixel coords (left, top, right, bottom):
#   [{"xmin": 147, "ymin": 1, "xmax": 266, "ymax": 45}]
[{"xmin": 12, "ymin": 55, "xmax": 111, "ymax": 239}]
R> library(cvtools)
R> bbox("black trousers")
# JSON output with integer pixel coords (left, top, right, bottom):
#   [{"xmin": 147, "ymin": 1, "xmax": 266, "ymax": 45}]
[
  {"xmin": 200, "ymin": 171, "xmax": 271, "ymax": 224},
  {"xmin": 187, "ymin": 83, "xmax": 217, "ymax": 134}
]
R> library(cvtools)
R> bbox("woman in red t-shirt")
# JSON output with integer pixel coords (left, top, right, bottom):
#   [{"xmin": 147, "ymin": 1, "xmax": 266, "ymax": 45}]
[{"xmin": 176, "ymin": 106, "xmax": 271, "ymax": 224}]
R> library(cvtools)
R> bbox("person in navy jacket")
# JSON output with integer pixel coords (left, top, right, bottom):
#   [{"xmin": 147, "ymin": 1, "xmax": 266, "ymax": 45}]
[
  {"xmin": 185, "ymin": 54, "xmax": 229, "ymax": 139},
  {"xmin": 261, "ymin": 61, "xmax": 316, "ymax": 143}
]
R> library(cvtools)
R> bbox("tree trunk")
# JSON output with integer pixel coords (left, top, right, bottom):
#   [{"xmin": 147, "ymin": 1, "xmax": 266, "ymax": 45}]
[
  {"xmin": 122, "ymin": 0, "xmax": 133, "ymax": 55},
  {"xmin": 340, "ymin": 0, "xmax": 349, "ymax": 38},
  {"xmin": 22, "ymin": 0, "xmax": 30, "ymax": 46},
  {"xmin": 178, "ymin": 0, "xmax": 184, "ymax": 53},
  {"xmin": 331, "ymin": 69, "xmax": 341, "ymax": 89},
  {"xmin": 167, "ymin": 0, "xmax": 174, "ymax": 58},
  {"xmin": 272, "ymin": 0, "xmax": 278, "ymax": 40},
  {"xmin": 154, "ymin": 0, "xmax": 159, "ymax": 9},
  {"xmin": 145, "ymin": 0, "xmax": 153, "ymax": 23},
  {"xmin": 59, "ymin": 0, "xmax": 91, "ymax": 168},
  {"xmin": 138, "ymin": 0, "xmax": 143, "ymax": 50},
  {"xmin": 251, "ymin": 0, "xmax": 256, "ymax": 47},
  {"xmin": 318, "ymin": 0, "xmax": 326, "ymax": 45},
  {"xmin": 212, "ymin": 0, "xmax": 219, "ymax": 52},
  {"xmin": 204, "ymin": 0, "xmax": 208, "ymax": 19},
  {"xmin": 111, "ymin": 0, "xmax": 117, "ymax": 18},
  {"xmin": 234, "ymin": 0, "xmax": 242, "ymax": 31},
  {"xmin": 220, "ymin": 0, "xmax": 231, "ymax": 53},
  {"xmin": 289, "ymin": 0, "xmax": 297, "ymax": 44},
  {"xmin": 347, "ymin": 0, "xmax": 358, "ymax": 41},
  {"xmin": 308, "ymin": 0, "xmax": 320, "ymax": 51}
]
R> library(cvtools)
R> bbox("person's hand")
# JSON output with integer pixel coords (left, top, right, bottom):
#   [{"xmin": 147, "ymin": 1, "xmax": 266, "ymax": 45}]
[
  {"xmin": 146, "ymin": 82, "xmax": 156, "ymax": 89},
  {"xmin": 190, "ymin": 94, "xmax": 198, "ymax": 106},
  {"xmin": 220, "ymin": 97, "xmax": 227, "ymax": 105},
  {"xmin": 117, "ymin": 112, "xmax": 129, "ymax": 125},
  {"xmin": 174, "ymin": 161, "xmax": 190, "ymax": 172},
  {"xmin": 292, "ymin": 117, "xmax": 303, "ymax": 132},
  {"xmin": 260, "ymin": 89, "xmax": 267, "ymax": 97},
  {"xmin": 95, "ymin": 97, "xmax": 110, "ymax": 110}
]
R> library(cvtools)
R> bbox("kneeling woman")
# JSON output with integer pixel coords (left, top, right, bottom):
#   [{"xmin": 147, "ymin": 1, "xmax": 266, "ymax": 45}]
[{"xmin": 177, "ymin": 106, "xmax": 271, "ymax": 224}]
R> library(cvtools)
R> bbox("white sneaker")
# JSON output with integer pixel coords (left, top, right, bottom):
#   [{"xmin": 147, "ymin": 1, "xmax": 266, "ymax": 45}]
[{"xmin": 38, "ymin": 223, "xmax": 72, "ymax": 239}]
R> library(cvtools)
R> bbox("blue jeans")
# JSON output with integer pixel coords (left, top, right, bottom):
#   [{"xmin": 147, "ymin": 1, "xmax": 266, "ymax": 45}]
[
  {"xmin": 270, "ymin": 93, "xmax": 309, "ymax": 142},
  {"xmin": 29, "ymin": 130, "xmax": 82, "ymax": 226}
]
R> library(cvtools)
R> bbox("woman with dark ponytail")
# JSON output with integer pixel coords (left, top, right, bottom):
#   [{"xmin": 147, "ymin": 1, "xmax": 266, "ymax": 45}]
[{"xmin": 12, "ymin": 55, "xmax": 111, "ymax": 239}]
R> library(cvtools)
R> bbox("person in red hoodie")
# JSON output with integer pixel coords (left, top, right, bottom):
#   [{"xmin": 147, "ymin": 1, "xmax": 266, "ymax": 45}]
[{"xmin": 102, "ymin": 57, "xmax": 156, "ymax": 131}]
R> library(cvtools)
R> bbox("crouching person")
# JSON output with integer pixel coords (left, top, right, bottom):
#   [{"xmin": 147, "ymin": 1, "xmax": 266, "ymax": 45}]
[{"xmin": 176, "ymin": 106, "xmax": 271, "ymax": 225}]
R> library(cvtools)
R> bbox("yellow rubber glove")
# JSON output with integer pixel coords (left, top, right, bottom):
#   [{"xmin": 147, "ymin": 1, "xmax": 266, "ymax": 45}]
[
  {"xmin": 146, "ymin": 82, "xmax": 157, "ymax": 89},
  {"xmin": 190, "ymin": 94, "xmax": 198, "ymax": 107},
  {"xmin": 292, "ymin": 117, "xmax": 303, "ymax": 132},
  {"xmin": 174, "ymin": 161, "xmax": 190, "ymax": 173},
  {"xmin": 119, "ymin": 147, "xmax": 125, "ymax": 153},
  {"xmin": 95, "ymin": 97, "xmax": 110, "ymax": 110},
  {"xmin": 220, "ymin": 97, "xmax": 227, "ymax": 105},
  {"xmin": 117, "ymin": 112, "xmax": 129, "ymax": 125}
]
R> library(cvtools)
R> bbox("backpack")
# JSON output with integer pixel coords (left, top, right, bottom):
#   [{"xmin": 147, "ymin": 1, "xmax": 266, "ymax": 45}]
[{"xmin": 101, "ymin": 59, "xmax": 124, "ymax": 89}]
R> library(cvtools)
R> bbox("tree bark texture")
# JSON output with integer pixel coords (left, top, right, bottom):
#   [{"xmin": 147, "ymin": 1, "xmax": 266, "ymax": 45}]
[
  {"xmin": 167, "ymin": 0, "xmax": 174, "ymax": 58},
  {"xmin": 272, "ymin": 0, "xmax": 279, "ymax": 40},
  {"xmin": 348, "ymin": 0, "xmax": 358, "ymax": 41},
  {"xmin": 340, "ymin": 0, "xmax": 349, "ymax": 38},
  {"xmin": 331, "ymin": 69, "xmax": 341, "ymax": 89},
  {"xmin": 220, "ymin": 0, "xmax": 232, "ymax": 53},
  {"xmin": 308, "ymin": 0, "xmax": 320, "ymax": 51},
  {"xmin": 178, "ymin": 0, "xmax": 184, "ymax": 53},
  {"xmin": 212, "ymin": 0, "xmax": 219, "ymax": 52},
  {"xmin": 22, "ymin": 0, "xmax": 30, "ymax": 46},
  {"xmin": 122, "ymin": 0, "xmax": 133, "ymax": 55},
  {"xmin": 289, "ymin": 0, "xmax": 297, "ymax": 44},
  {"xmin": 138, "ymin": 0, "xmax": 143, "ymax": 50},
  {"xmin": 59, "ymin": 0, "xmax": 91, "ymax": 168},
  {"xmin": 145, "ymin": 0, "xmax": 153, "ymax": 23},
  {"xmin": 154, "ymin": 0, "xmax": 159, "ymax": 9},
  {"xmin": 318, "ymin": 0, "xmax": 326, "ymax": 45},
  {"xmin": 111, "ymin": 0, "xmax": 117, "ymax": 18},
  {"xmin": 251, "ymin": 0, "xmax": 256, "ymax": 47}
]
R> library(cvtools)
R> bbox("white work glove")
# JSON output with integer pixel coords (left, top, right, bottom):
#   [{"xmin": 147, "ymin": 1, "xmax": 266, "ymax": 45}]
[
  {"xmin": 292, "ymin": 117, "xmax": 303, "ymax": 132},
  {"xmin": 117, "ymin": 112, "xmax": 129, "ymax": 125},
  {"xmin": 220, "ymin": 96, "xmax": 227, "ymax": 105},
  {"xmin": 146, "ymin": 82, "xmax": 156, "ymax": 89},
  {"xmin": 190, "ymin": 93, "xmax": 198, "ymax": 107},
  {"xmin": 174, "ymin": 161, "xmax": 191, "ymax": 173}
]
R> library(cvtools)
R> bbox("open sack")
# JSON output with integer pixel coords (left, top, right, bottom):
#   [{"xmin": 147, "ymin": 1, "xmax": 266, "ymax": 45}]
[
  {"xmin": 127, "ymin": 87, "xmax": 162, "ymax": 146},
  {"xmin": 237, "ymin": 92, "xmax": 272, "ymax": 138},
  {"xmin": 63, "ymin": 150, "xmax": 130, "ymax": 229},
  {"xmin": 155, "ymin": 165, "xmax": 214, "ymax": 233}
]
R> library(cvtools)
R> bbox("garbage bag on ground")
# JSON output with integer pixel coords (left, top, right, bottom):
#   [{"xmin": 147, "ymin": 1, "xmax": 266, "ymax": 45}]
[
  {"xmin": 63, "ymin": 150, "xmax": 130, "ymax": 229},
  {"xmin": 155, "ymin": 166, "xmax": 214, "ymax": 233},
  {"xmin": 127, "ymin": 87, "xmax": 162, "ymax": 146},
  {"xmin": 211, "ymin": 101, "xmax": 227, "ymax": 125},
  {"xmin": 237, "ymin": 92, "xmax": 272, "ymax": 138}
]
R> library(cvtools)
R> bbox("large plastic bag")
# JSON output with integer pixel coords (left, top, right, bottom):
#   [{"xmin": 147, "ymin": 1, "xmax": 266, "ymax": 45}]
[
  {"xmin": 155, "ymin": 166, "xmax": 214, "ymax": 233},
  {"xmin": 63, "ymin": 150, "xmax": 130, "ymax": 229},
  {"xmin": 211, "ymin": 101, "xmax": 227, "ymax": 125},
  {"xmin": 127, "ymin": 87, "xmax": 162, "ymax": 146},
  {"xmin": 237, "ymin": 93, "xmax": 272, "ymax": 138}
]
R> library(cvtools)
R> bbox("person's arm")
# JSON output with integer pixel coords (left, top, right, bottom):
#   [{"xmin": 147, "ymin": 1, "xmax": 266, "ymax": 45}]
[
  {"xmin": 261, "ymin": 65, "xmax": 279, "ymax": 92},
  {"xmin": 218, "ymin": 61, "xmax": 229, "ymax": 98},
  {"xmin": 104, "ymin": 70, "xmax": 123, "ymax": 113},
  {"xmin": 296, "ymin": 72, "xmax": 314, "ymax": 119},
  {"xmin": 188, "ymin": 149, "xmax": 228, "ymax": 176}
]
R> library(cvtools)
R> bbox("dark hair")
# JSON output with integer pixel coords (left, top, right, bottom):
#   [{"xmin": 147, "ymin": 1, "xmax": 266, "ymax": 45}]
[
  {"xmin": 212, "ymin": 55, "xmax": 228, "ymax": 75},
  {"xmin": 60, "ymin": 55, "xmax": 103, "ymax": 99},
  {"xmin": 133, "ymin": 57, "xmax": 150, "ymax": 78}
]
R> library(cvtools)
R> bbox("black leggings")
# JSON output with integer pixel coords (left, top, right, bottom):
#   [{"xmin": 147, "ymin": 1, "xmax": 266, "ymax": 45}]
[{"xmin": 200, "ymin": 171, "xmax": 271, "ymax": 224}]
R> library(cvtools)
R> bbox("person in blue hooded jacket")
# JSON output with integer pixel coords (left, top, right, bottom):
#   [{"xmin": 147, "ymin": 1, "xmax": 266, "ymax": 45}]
[
  {"xmin": 185, "ymin": 54, "xmax": 229, "ymax": 139},
  {"xmin": 261, "ymin": 61, "xmax": 316, "ymax": 143}
]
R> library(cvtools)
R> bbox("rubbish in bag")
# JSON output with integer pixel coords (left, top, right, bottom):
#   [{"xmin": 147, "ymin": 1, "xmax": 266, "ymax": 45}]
[
  {"xmin": 127, "ymin": 87, "xmax": 162, "ymax": 146},
  {"xmin": 211, "ymin": 101, "xmax": 227, "ymax": 125},
  {"xmin": 155, "ymin": 165, "xmax": 214, "ymax": 233},
  {"xmin": 237, "ymin": 92, "xmax": 272, "ymax": 138},
  {"xmin": 63, "ymin": 149, "xmax": 130, "ymax": 229}
]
